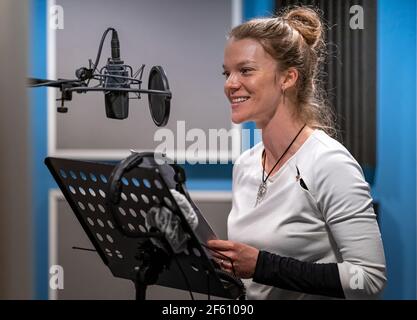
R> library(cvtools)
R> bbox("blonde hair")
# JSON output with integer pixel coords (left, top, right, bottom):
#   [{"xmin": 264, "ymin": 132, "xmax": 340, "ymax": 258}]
[{"xmin": 229, "ymin": 6, "xmax": 337, "ymax": 137}]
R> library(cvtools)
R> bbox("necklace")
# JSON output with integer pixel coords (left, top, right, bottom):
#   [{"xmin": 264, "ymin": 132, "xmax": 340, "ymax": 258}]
[{"xmin": 255, "ymin": 124, "xmax": 306, "ymax": 207}]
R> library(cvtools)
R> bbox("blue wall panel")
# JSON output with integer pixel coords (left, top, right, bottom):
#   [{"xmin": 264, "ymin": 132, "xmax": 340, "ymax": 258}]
[
  {"xmin": 376, "ymin": 0, "xmax": 416, "ymax": 300},
  {"xmin": 30, "ymin": 0, "xmax": 50, "ymax": 300}
]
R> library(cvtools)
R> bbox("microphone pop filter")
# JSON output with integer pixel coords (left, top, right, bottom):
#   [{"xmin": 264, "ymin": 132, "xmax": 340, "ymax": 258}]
[{"xmin": 148, "ymin": 66, "xmax": 171, "ymax": 127}]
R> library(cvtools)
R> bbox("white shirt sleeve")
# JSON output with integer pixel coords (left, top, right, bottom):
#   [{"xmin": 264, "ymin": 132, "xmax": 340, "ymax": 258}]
[{"xmin": 313, "ymin": 148, "xmax": 387, "ymax": 299}]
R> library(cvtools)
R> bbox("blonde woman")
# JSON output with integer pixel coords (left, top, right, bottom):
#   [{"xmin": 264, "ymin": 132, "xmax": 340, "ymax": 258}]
[{"xmin": 208, "ymin": 7, "xmax": 386, "ymax": 300}]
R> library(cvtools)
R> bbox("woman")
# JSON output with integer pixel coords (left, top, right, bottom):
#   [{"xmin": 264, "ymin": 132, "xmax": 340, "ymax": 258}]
[{"xmin": 207, "ymin": 7, "xmax": 386, "ymax": 299}]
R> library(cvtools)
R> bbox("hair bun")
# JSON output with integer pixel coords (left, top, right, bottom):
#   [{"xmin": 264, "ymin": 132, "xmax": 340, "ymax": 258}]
[{"xmin": 283, "ymin": 7, "xmax": 323, "ymax": 49}]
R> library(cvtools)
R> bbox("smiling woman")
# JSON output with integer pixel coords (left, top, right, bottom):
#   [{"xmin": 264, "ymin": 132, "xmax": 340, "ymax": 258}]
[
  {"xmin": 209, "ymin": 6, "xmax": 386, "ymax": 300},
  {"xmin": 222, "ymin": 7, "xmax": 334, "ymax": 136},
  {"xmin": 223, "ymin": 38, "xmax": 282, "ymax": 126}
]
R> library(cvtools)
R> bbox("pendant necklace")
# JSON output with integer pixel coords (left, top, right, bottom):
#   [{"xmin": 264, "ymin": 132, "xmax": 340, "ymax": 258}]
[{"xmin": 255, "ymin": 124, "xmax": 306, "ymax": 207}]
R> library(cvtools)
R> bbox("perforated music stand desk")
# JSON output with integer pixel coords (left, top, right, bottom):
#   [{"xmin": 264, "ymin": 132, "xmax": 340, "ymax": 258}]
[{"xmin": 45, "ymin": 157, "xmax": 243, "ymax": 300}]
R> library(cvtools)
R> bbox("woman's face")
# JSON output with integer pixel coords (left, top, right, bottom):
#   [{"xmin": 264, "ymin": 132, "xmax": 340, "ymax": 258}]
[{"xmin": 223, "ymin": 38, "xmax": 283, "ymax": 126}]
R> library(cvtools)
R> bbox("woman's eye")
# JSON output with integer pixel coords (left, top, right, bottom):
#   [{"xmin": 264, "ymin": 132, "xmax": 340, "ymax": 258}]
[
  {"xmin": 222, "ymin": 71, "xmax": 230, "ymax": 78},
  {"xmin": 241, "ymin": 68, "xmax": 252, "ymax": 75}
]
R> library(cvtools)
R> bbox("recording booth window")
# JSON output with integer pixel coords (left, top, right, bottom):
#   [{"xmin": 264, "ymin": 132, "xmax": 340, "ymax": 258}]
[{"xmin": 276, "ymin": 0, "xmax": 378, "ymax": 218}]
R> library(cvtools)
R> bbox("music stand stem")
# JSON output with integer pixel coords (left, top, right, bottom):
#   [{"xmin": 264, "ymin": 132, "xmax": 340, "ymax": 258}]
[
  {"xmin": 134, "ymin": 269, "xmax": 147, "ymax": 300},
  {"xmin": 131, "ymin": 236, "xmax": 169, "ymax": 300}
]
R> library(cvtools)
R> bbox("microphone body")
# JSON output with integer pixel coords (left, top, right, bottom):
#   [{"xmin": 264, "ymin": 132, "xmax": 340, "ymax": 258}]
[
  {"xmin": 104, "ymin": 29, "xmax": 130, "ymax": 120},
  {"xmin": 104, "ymin": 59, "xmax": 130, "ymax": 119},
  {"xmin": 111, "ymin": 30, "xmax": 120, "ymax": 60}
]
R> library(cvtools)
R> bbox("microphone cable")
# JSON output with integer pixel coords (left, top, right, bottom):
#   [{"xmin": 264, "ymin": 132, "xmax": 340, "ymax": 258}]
[{"xmin": 86, "ymin": 27, "xmax": 118, "ymax": 86}]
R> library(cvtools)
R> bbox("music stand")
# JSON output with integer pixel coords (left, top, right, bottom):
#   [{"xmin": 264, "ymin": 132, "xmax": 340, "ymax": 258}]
[{"xmin": 45, "ymin": 156, "xmax": 244, "ymax": 300}]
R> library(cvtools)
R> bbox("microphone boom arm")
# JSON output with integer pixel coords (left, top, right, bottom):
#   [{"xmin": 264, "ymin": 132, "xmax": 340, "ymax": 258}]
[
  {"xmin": 28, "ymin": 77, "xmax": 83, "ymax": 88},
  {"xmin": 64, "ymin": 87, "xmax": 171, "ymax": 97}
]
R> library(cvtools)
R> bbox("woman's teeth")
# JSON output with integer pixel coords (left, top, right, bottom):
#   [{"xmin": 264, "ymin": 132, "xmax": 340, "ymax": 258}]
[{"xmin": 232, "ymin": 97, "xmax": 249, "ymax": 103}]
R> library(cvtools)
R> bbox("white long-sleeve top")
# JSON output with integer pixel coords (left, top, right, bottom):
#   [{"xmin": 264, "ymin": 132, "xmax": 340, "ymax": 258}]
[{"xmin": 228, "ymin": 129, "xmax": 386, "ymax": 299}]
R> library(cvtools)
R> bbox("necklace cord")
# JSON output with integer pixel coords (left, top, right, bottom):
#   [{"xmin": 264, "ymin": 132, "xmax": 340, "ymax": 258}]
[{"xmin": 262, "ymin": 124, "xmax": 306, "ymax": 183}]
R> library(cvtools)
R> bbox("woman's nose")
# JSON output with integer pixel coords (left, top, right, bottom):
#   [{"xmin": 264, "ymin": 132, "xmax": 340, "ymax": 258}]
[{"xmin": 224, "ymin": 74, "xmax": 240, "ymax": 90}]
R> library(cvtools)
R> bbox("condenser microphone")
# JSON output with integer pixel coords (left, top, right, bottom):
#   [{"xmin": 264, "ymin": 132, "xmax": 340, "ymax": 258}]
[
  {"xmin": 104, "ymin": 30, "xmax": 130, "ymax": 119},
  {"xmin": 29, "ymin": 27, "xmax": 172, "ymax": 124}
]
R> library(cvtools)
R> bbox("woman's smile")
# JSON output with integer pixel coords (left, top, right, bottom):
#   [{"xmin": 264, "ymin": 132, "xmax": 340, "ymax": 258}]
[{"xmin": 230, "ymin": 96, "xmax": 250, "ymax": 109}]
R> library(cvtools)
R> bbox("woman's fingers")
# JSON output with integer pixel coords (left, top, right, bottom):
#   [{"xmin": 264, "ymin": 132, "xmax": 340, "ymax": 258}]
[
  {"xmin": 207, "ymin": 239, "xmax": 234, "ymax": 250},
  {"xmin": 210, "ymin": 251, "xmax": 229, "ymax": 260},
  {"xmin": 207, "ymin": 240, "xmax": 237, "ymax": 273},
  {"xmin": 207, "ymin": 241, "xmax": 233, "ymax": 260},
  {"xmin": 212, "ymin": 253, "xmax": 233, "ymax": 268},
  {"xmin": 213, "ymin": 257, "xmax": 233, "ymax": 272}
]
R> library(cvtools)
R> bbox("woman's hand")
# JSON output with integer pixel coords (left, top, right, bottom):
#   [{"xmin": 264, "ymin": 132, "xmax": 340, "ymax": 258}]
[{"xmin": 207, "ymin": 239, "xmax": 259, "ymax": 279}]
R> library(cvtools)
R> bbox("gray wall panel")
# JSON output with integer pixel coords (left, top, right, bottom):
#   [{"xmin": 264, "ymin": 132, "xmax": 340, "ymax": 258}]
[
  {"xmin": 0, "ymin": 0, "xmax": 32, "ymax": 299},
  {"xmin": 55, "ymin": 0, "xmax": 232, "ymax": 152}
]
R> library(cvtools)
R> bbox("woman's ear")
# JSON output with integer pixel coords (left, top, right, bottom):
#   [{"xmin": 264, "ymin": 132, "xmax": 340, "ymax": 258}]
[{"xmin": 282, "ymin": 67, "xmax": 299, "ymax": 91}]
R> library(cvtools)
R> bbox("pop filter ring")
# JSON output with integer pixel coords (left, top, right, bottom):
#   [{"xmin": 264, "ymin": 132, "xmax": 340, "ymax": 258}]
[{"xmin": 148, "ymin": 66, "xmax": 171, "ymax": 127}]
